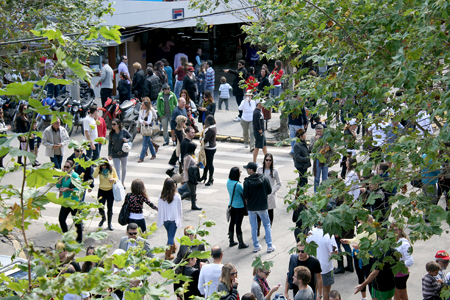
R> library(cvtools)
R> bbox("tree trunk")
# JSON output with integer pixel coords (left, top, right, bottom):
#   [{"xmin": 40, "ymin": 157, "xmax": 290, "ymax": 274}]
[{"xmin": 275, "ymin": 56, "xmax": 295, "ymax": 141}]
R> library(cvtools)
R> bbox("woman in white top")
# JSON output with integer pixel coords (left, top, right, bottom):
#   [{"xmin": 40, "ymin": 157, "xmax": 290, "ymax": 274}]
[
  {"xmin": 238, "ymin": 91, "xmax": 256, "ymax": 151},
  {"xmin": 344, "ymin": 157, "xmax": 360, "ymax": 202},
  {"xmin": 157, "ymin": 178, "xmax": 182, "ymax": 260},
  {"xmin": 0, "ymin": 108, "xmax": 10, "ymax": 168},
  {"xmin": 138, "ymin": 98, "xmax": 157, "ymax": 162},
  {"xmin": 391, "ymin": 222, "xmax": 413, "ymax": 300},
  {"xmin": 256, "ymin": 153, "xmax": 281, "ymax": 234}
]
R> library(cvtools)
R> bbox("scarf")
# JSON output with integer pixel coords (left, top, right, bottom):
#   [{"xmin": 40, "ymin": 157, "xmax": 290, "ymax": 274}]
[
  {"xmin": 102, "ymin": 168, "xmax": 110, "ymax": 178},
  {"xmin": 254, "ymin": 275, "xmax": 270, "ymax": 296}
]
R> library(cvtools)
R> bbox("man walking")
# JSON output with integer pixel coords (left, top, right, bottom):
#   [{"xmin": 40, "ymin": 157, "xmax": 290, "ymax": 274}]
[
  {"xmin": 252, "ymin": 100, "xmax": 268, "ymax": 163},
  {"xmin": 198, "ymin": 245, "xmax": 223, "ymax": 297},
  {"xmin": 292, "ymin": 266, "xmax": 315, "ymax": 300},
  {"xmin": 205, "ymin": 60, "xmax": 215, "ymax": 93},
  {"xmin": 157, "ymin": 83, "xmax": 178, "ymax": 146},
  {"xmin": 309, "ymin": 124, "xmax": 335, "ymax": 193},
  {"xmin": 224, "ymin": 60, "xmax": 248, "ymax": 122},
  {"xmin": 42, "ymin": 118, "xmax": 70, "ymax": 169},
  {"xmin": 143, "ymin": 67, "xmax": 162, "ymax": 105},
  {"xmin": 243, "ymin": 162, "xmax": 275, "ymax": 253},
  {"xmin": 83, "ymin": 106, "xmax": 100, "ymax": 160},
  {"xmin": 95, "ymin": 59, "xmax": 114, "ymax": 107}
]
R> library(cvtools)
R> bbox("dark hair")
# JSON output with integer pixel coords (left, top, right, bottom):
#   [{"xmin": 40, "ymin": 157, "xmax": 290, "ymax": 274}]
[
  {"xmin": 102, "ymin": 59, "xmax": 108, "ymax": 65},
  {"xmin": 262, "ymin": 153, "xmax": 274, "ymax": 178},
  {"xmin": 180, "ymin": 57, "xmax": 188, "ymax": 73},
  {"xmin": 248, "ymin": 66, "xmax": 255, "ymax": 76},
  {"xmin": 204, "ymin": 115, "xmax": 216, "ymax": 127},
  {"xmin": 329, "ymin": 290, "xmax": 341, "ymax": 300},
  {"xmin": 64, "ymin": 160, "xmax": 74, "ymax": 168},
  {"xmin": 120, "ymin": 55, "xmax": 127, "ymax": 62},
  {"xmin": 238, "ymin": 59, "xmax": 245, "ymax": 66},
  {"xmin": 99, "ymin": 157, "xmax": 112, "ymax": 172},
  {"xmin": 179, "ymin": 89, "xmax": 191, "ymax": 102},
  {"xmin": 295, "ymin": 128, "xmax": 306, "ymax": 138},
  {"xmin": 81, "ymin": 245, "xmax": 96, "ymax": 272},
  {"xmin": 146, "ymin": 67, "xmax": 154, "ymax": 76},
  {"xmin": 348, "ymin": 157, "xmax": 357, "ymax": 171},
  {"xmin": 109, "ymin": 119, "xmax": 123, "ymax": 140},
  {"xmin": 274, "ymin": 60, "xmax": 283, "ymax": 71},
  {"xmin": 241, "ymin": 294, "xmax": 256, "ymax": 300},
  {"xmin": 379, "ymin": 163, "xmax": 389, "ymax": 173},
  {"xmin": 89, "ymin": 105, "xmax": 98, "ymax": 115},
  {"xmin": 206, "ymin": 60, "xmax": 213, "ymax": 67},
  {"xmin": 185, "ymin": 126, "xmax": 195, "ymax": 135},
  {"xmin": 161, "ymin": 178, "xmax": 176, "ymax": 204},
  {"xmin": 211, "ymin": 246, "xmax": 223, "ymax": 259},
  {"xmin": 186, "ymin": 142, "xmax": 197, "ymax": 155},
  {"xmin": 228, "ymin": 167, "xmax": 240, "ymax": 181},
  {"xmin": 155, "ymin": 61, "xmax": 164, "ymax": 69},
  {"xmin": 294, "ymin": 266, "xmax": 311, "ymax": 286},
  {"xmin": 131, "ymin": 179, "xmax": 148, "ymax": 199},
  {"xmin": 120, "ymin": 71, "xmax": 129, "ymax": 81},
  {"xmin": 204, "ymin": 90, "xmax": 214, "ymax": 104},
  {"xmin": 147, "ymin": 63, "xmax": 153, "ymax": 68},
  {"xmin": 127, "ymin": 223, "xmax": 138, "ymax": 231},
  {"xmin": 161, "ymin": 58, "xmax": 169, "ymax": 67}
]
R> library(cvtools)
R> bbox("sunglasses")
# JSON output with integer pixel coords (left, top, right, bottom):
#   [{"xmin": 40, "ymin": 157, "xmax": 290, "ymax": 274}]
[
  {"xmin": 265, "ymin": 159, "xmax": 272, "ymax": 161},
  {"xmin": 230, "ymin": 271, "xmax": 238, "ymax": 275},
  {"xmin": 63, "ymin": 165, "xmax": 71, "ymax": 169},
  {"xmin": 74, "ymin": 149, "xmax": 80, "ymax": 152},
  {"xmin": 128, "ymin": 232, "xmax": 137, "ymax": 236},
  {"xmin": 112, "ymin": 123, "xmax": 117, "ymax": 126},
  {"xmin": 262, "ymin": 271, "xmax": 271, "ymax": 275},
  {"xmin": 298, "ymin": 249, "xmax": 305, "ymax": 253}
]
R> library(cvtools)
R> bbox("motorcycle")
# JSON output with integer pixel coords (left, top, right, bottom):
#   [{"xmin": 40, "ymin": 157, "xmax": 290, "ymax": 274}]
[
  {"xmin": 99, "ymin": 97, "xmax": 139, "ymax": 129},
  {"xmin": 67, "ymin": 96, "xmax": 95, "ymax": 136},
  {"xmin": 36, "ymin": 93, "xmax": 70, "ymax": 131},
  {"xmin": 125, "ymin": 100, "xmax": 141, "ymax": 142}
]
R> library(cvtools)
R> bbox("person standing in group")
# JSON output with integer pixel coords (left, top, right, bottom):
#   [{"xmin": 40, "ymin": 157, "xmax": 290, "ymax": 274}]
[
  {"xmin": 200, "ymin": 115, "xmax": 217, "ymax": 186},
  {"xmin": 217, "ymin": 263, "xmax": 240, "ymax": 300},
  {"xmin": 95, "ymin": 59, "xmax": 114, "ymax": 107},
  {"xmin": 391, "ymin": 223, "xmax": 413, "ymax": 300},
  {"xmin": 257, "ymin": 67, "xmax": 271, "ymax": 97},
  {"xmin": 256, "ymin": 153, "xmax": 281, "ymax": 235},
  {"xmin": 15, "ymin": 103, "xmax": 30, "ymax": 166},
  {"xmin": 293, "ymin": 129, "xmax": 311, "ymax": 190},
  {"xmin": 83, "ymin": 105, "xmax": 99, "ymax": 161},
  {"xmin": 93, "ymin": 159, "xmax": 119, "ymax": 231},
  {"xmin": 57, "ymin": 160, "xmax": 83, "ymax": 243},
  {"xmin": 252, "ymin": 99, "xmax": 267, "ymax": 163},
  {"xmin": 270, "ymin": 60, "xmax": 284, "ymax": 98},
  {"xmin": 224, "ymin": 60, "xmax": 248, "ymax": 122},
  {"xmin": 309, "ymin": 124, "xmax": 336, "ymax": 193},
  {"xmin": 174, "ymin": 56, "xmax": 188, "ymax": 97},
  {"xmin": 117, "ymin": 72, "xmax": 131, "ymax": 102},
  {"xmin": 170, "ymin": 97, "xmax": 188, "ymax": 148},
  {"xmin": 161, "ymin": 59, "xmax": 173, "ymax": 91},
  {"xmin": 182, "ymin": 66, "xmax": 197, "ymax": 104},
  {"xmin": 42, "ymin": 118, "xmax": 70, "ymax": 170},
  {"xmin": 118, "ymin": 55, "xmax": 131, "ymax": 99},
  {"xmin": 239, "ymin": 91, "xmax": 256, "ymax": 151},
  {"xmin": 0, "ymin": 108, "xmax": 10, "ymax": 168},
  {"xmin": 157, "ymin": 178, "xmax": 182, "ymax": 260},
  {"xmin": 227, "ymin": 167, "xmax": 249, "ymax": 249},
  {"xmin": 96, "ymin": 113, "xmax": 107, "ymax": 156},
  {"xmin": 183, "ymin": 142, "xmax": 202, "ymax": 210},
  {"xmin": 156, "ymin": 83, "xmax": 177, "ymax": 146},
  {"xmin": 108, "ymin": 118, "xmax": 132, "ymax": 186},
  {"xmin": 125, "ymin": 179, "xmax": 158, "ymax": 233},
  {"xmin": 205, "ymin": 60, "xmax": 215, "ymax": 94},
  {"xmin": 344, "ymin": 157, "xmax": 360, "ymax": 202},
  {"xmin": 243, "ymin": 162, "xmax": 275, "ymax": 253},
  {"xmin": 198, "ymin": 90, "xmax": 216, "ymax": 125},
  {"xmin": 132, "ymin": 62, "xmax": 146, "ymax": 99},
  {"xmin": 251, "ymin": 266, "xmax": 280, "ymax": 300},
  {"xmin": 288, "ymin": 93, "xmax": 308, "ymax": 157},
  {"xmin": 154, "ymin": 61, "xmax": 168, "ymax": 85},
  {"xmin": 143, "ymin": 67, "xmax": 162, "ymax": 105},
  {"xmin": 218, "ymin": 76, "xmax": 232, "ymax": 111},
  {"xmin": 195, "ymin": 48, "xmax": 203, "ymax": 68},
  {"xmin": 196, "ymin": 62, "xmax": 207, "ymax": 103},
  {"xmin": 138, "ymin": 99, "xmax": 157, "ymax": 162},
  {"xmin": 292, "ymin": 266, "xmax": 315, "ymax": 300},
  {"xmin": 66, "ymin": 147, "xmax": 94, "ymax": 202}
]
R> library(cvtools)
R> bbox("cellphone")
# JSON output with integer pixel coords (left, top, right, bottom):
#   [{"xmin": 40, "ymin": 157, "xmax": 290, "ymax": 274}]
[{"xmin": 198, "ymin": 162, "xmax": 205, "ymax": 169}]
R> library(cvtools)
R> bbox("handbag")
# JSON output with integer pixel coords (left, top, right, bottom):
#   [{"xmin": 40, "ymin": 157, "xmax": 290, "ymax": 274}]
[
  {"xmin": 198, "ymin": 139, "xmax": 207, "ymax": 167},
  {"xmin": 226, "ymin": 182, "xmax": 238, "ymax": 222},
  {"xmin": 141, "ymin": 124, "xmax": 153, "ymax": 136},
  {"xmin": 118, "ymin": 193, "xmax": 131, "ymax": 226},
  {"xmin": 269, "ymin": 74, "xmax": 275, "ymax": 85},
  {"xmin": 113, "ymin": 180, "xmax": 126, "ymax": 202}
]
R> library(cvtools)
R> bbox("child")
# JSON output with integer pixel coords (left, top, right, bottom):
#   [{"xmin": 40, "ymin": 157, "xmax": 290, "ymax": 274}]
[
  {"xmin": 218, "ymin": 76, "xmax": 232, "ymax": 111},
  {"xmin": 422, "ymin": 261, "xmax": 443, "ymax": 300}
]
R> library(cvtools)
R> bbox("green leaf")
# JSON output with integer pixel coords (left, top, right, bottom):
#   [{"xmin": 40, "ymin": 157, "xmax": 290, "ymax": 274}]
[
  {"xmin": 45, "ymin": 222, "xmax": 62, "ymax": 233},
  {"xmin": 26, "ymin": 168, "xmax": 64, "ymax": 188},
  {"xmin": 33, "ymin": 265, "xmax": 47, "ymax": 277},
  {"xmin": 0, "ymin": 82, "xmax": 35, "ymax": 96},
  {"xmin": 112, "ymin": 253, "xmax": 127, "ymax": 269},
  {"xmin": 46, "ymin": 192, "xmax": 79, "ymax": 208},
  {"xmin": 9, "ymin": 147, "xmax": 36, "ymax": 163},
  {"xmin": 99, "ymin": 25, "xmax": 123, "ymax": 44},
  {"xmin": 67, "ymin": 59, "xmax": 92, "ymax": 81},
  {"xmin": 187, "ymin": 250, "xmax": 211, "ymax": 260},
  {"xmin": 75, "ymin": 255, "xmax": 102, "ymax": 263},
  {"xmin": 28, "ymin": 98, "xmax": 42, "ymax": 108},
  {"xmin": 85, "ymin": 231, "xmax": 108, "ymax": 240}
]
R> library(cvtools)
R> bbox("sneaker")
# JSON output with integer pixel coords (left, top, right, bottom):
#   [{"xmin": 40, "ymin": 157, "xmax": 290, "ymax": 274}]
[
  {"xmin": 163, "ymin": 142, "xmax": 169, "ymax": 146},
  {"xmin": 173, "ymin": 141, "xmax": 176, "ymax": 146},
  {"xmin": 253, "ymin": 245, "xmax": 262, "ymax": 253},
  {"xmin": 233, "ymin": 117, "xmax": 241, "ymax": 122},
  {"xmin": 244, "ymin": 144, "xmax": 249, "ymax": 148},
  {"xmin": 267, "ymin": 245, "xmax": 276, "ymax": 253}
]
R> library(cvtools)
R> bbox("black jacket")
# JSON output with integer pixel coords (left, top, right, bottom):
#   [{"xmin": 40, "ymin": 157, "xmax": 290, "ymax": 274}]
[
  {"xmin": 243, "ymin": 173, "xmax": 272, "ymax": 211},
  {"xmin": 293, "ymin": 140, "xmax": 311, "ymax": 170},
  {"xmin": 257, "ymin": 75, "xmax": 270, "ymax": 95},
  {"xmin": 67, "ymin": 153, "xmax": 94, "ymax": 188},
  {"xmin": 132, "ymin": 69, "xmax": 146, "ymax": 98},
  {"xmin": 228, "ymin": 67, "xmax": 248, "ymax": 96},
  {"xmin": 143, "ymin": 74, "xmax": 162, "ymax": 101},
  {"xmin": 117, "ymin": 79, "xmax": 129, "ymax": 96},
  {"xmin": 188, "ymin": 165, "xmax": 200, "ymax": 185},
  {"xmin": 252, "ymin": 108, "xmax": 264, "ymax": 133}
]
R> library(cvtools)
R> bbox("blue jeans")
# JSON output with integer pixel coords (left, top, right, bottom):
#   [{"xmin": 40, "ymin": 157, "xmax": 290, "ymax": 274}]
[
  {"xmin": 174, "ymin": 80, "xmax": 183, "ymax": 99},
  {"xmin": 163, "ymin": 220, "xmax": 177, "ymax": 245},
  {"xmin": 50, "ymin": 155, "xmax": 63, "ymax": 169},
  {"xmin": 178, "ymin": 182, "xmax": 188, "ymax": 195},
  {"xmin": 270, "ymin": 86, "xmax": 281, "ymax": 97},
  {"xmin": 248, "ymin": 210, "xmax": 272, "ymax": 248},
  {"xmin": 314, "ymin": 160, "xmax": 329, "ymax": 193},
  {"xmin": 289, "ymin": 124, "xmax": 304, "ymax": 155},
  {"xmin": 161, "ymin": 116, "xmax": 170, "ymax": 143},
  {"xmin": 86, "ymin": 144, "xmax": 99, "ymax": 161},
  {"xmin": 140, "ymin": 136, "xmax": 156, "ymax": 159}
]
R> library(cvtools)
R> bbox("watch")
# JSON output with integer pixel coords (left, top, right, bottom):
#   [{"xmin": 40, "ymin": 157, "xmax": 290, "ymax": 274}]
[{"xmin": 318, "ymin": 296, "xmax": 323, "ymax": 299}]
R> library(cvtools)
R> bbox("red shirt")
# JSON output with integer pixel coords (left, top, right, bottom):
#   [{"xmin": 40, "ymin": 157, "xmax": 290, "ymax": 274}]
[
  {"xmin": 97, "ymin": 117, "xmax": 107, "ymax": 138},
  {"xmin": 271, "ymin": 69, "xmax": 283, "ymax": 86},
  {"xmin": 246, "ymin": 76, "xmax": 259, "ymax": 92}
]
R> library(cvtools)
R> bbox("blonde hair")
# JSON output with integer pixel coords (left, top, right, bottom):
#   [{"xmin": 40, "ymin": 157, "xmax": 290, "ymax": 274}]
[
  {"xmin": 133, "ymin": 62, "xmax": 142, "ymax": 70},
  {"xmin": 219, "ymin": 263, "xmax": 236, "ymax": 291}
]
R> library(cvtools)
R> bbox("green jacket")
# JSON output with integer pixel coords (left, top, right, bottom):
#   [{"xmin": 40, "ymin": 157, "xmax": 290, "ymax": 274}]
[
  {"xmin": 156, "ymin": 91, "xmax": 177, "ymax": 118},
  {"xmin": 56, "ymin": 172, "xmax": 80, "ymax": 201}
]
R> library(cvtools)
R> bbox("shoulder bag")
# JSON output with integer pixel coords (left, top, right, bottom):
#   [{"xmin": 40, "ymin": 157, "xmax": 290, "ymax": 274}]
[
  {"xmin": 118, "ymin": 193, "xmax": 131, "ymax": 226},
  {"xmin": 141, "ymin": 112, "xmax": 153, "ymax": 136},
  {"xmin": 226, "ymin": 182, "xmax": 238, "ymax": 222}
]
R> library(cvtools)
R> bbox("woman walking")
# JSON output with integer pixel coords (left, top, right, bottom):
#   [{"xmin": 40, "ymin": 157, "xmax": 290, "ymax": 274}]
[
  {"xmin": 293, "ymin": 129, "xmax": 311, "ymax": 190},
  {"xmin": 127, "ymin": 179, "xmax": 158, "ymax": 232},
  {"xmin": 198, "ymin": 90, "xmax": 216, "ymax": 124},
  {"xmin": 270, "ymin": 60, "xmax": 284, "ymax": 97},
  {"xmin": 183, "ymin": 142, "xmax": 202, "ymax": 210},
  {"xmin": 93, "ymin": 159, "xmax": 119, "ymax": 231},
  {"xmin": 108, "ymin": 118, "xmax": 132, "ymax": 186},
  {"xmin": 57, "ymin": 160, "xmax": 83, "ymax": 243},
  {"xmin": 200, "ymin": 115, "xmax": 217, "ymax": 186},
  {"xmin": 239, "ymin": 91, "xmax": 256, "ymax": 151},
  {"xmin": 227, "ymin": 167, "xmax": 249, "ymax": 249},
  {"xmin": 182, "ymin": 66, "xmax": 197, "ymax": 104},
  {"xmin": 217, "ymin": 263, "xmax": 240, "ymax": 300},
  {"xmin": 161, "ymin": 58, "xmax": 173, "ymax": 91},
  {"xmin": 174, "ymin": 56, "xmax": 188, "ymax": 97},
  {"xmin": 138, "ymin": 99, "xmax": 157, "ymax": 162},
  {"xmin": 257, "ymin": 153, "xmax": 281, "ymax": 233},
  {"xmin": 15, "ymin": 103, "xmax": 30, "ymax": 166},
  {"xmin": 196, "ymin": 62, "xmax": 207, "ymax": 104},
  {"xmin": 157, "ymin": 178, "xmax": 182, "ymax": 260}
]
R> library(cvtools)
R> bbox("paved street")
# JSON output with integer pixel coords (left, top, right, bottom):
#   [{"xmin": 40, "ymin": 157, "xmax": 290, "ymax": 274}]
[{"xmin": 2, "ymin": 103, "xmax": 450, "ymax": 300}]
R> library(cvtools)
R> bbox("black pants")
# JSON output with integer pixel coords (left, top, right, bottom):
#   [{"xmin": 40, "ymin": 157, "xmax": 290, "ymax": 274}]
[
  {"xmin": 297, "ymin": 168, "xmax": 308, "ymax": 191},
  {"xmin": 168, "ymin": 129, "xmax": 184, "ymax": 166},
  {"xmin": 98, "ymin": 189, "xmax": 114, "ymax": 224},
  {"xmin": 341, "ymin": 156, "xmax": 348, "ymax": 179},
  {"xmin": 354, "ymin": 255, "xmax": 372, "ymax": 292},
  {"xmin": 129, "ymin": 218, "xmax": 146, "ymax": 232},
  {"xmin": 228, "ymin": 207, "xmax": 246, "ymax": 235},
  {"xmin": 236, "ymin": 94, "xmax": 244, "ymax": 118},
  {"xmin": 59, "ymin": 206, "xmax": 83, "ymax": 242},
  {"xmin": 202, "ymin": 148, "xmax": 216, "ymax": 181},
  {"xmin": 100, "ymin": 88, "xmax": 113, "ymax": 107},
  {"xmin": 257, "ymin": 209, "xmax": 274, "ymax": 233}
]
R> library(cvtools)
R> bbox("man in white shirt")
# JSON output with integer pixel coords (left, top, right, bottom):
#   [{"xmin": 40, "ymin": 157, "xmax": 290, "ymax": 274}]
[
  {"xmin": 83, "ymin": 105, "xmax": 99, "ymax": 160},
  {"xmin": 118, "ymin": 55, "xmax": 130, "ymax": 80},
  {"xmin": 306, "ymin": 225, "xmax": 338, "ymax": 300},
  {"xmin": 95, "ymin": 59, "xmax": 114, "ymax": 107},
  {"xmin": 198, "ymin": 245, "xmax": 223, "ymax": 297},
  {"xmin": 417, "ymin": 109, "xmax": 433, "ymax": 136}
]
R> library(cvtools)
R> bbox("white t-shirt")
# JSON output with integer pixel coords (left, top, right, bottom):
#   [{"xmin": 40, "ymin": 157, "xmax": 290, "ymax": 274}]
[
  {"xmin": 83, "ymin": 115, "xmax": 98, "ymax": 143},
  {"xmin": 238, "ymin": 99, "xmax": 257, "ymax": 122},
  {"xmin": 219, "ymin": 83, "xmax": 232, "ymax": 98},
  {"xmin": 345, "ymin": 170, "xmax": 360, "ymax": 202},
  {"xmin": 368, "ymin": 121, "xmax": 389, "ymax": 147},
  {"xmin": 198, "ymin": 263, "xmax": 223, "ymax": 297},
  {"xmin": 417, "ymin": 110, "xmax": 433, "ymax": 136},
  {"xmin": 306, "ymin": 227, "xmax": 337, "ymax": 274}
]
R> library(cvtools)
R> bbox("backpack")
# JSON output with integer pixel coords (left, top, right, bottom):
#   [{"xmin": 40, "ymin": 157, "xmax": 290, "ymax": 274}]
[{"xmin": 118, "ymin": 193, "xmax": 131, "ymax": 226}]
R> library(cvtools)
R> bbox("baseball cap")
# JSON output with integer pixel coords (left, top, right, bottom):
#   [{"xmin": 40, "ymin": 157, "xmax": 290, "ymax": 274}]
[
  {"xmin": 188, "ymin": 66, "xmax": 195, "ymax": 72},
  {"xmin": 243, "ymin": 162, "xmax": 257, "ymax": 171},
  {"xmin": 315, "ymin": 124, "xmax": 324, "ymax": 130},
  {"xmin": 436, "ymin": 250, "xmax": 450, "ymax": 260}
]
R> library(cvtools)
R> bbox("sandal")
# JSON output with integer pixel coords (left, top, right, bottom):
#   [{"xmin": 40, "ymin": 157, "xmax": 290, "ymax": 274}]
[
  {"xmin": 138, "ymin": 159, "xmax": 144, "ymax": 163},
  {"xmin": 150, "ymin": 156, "xmax": 156, "ymax": 160}
]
